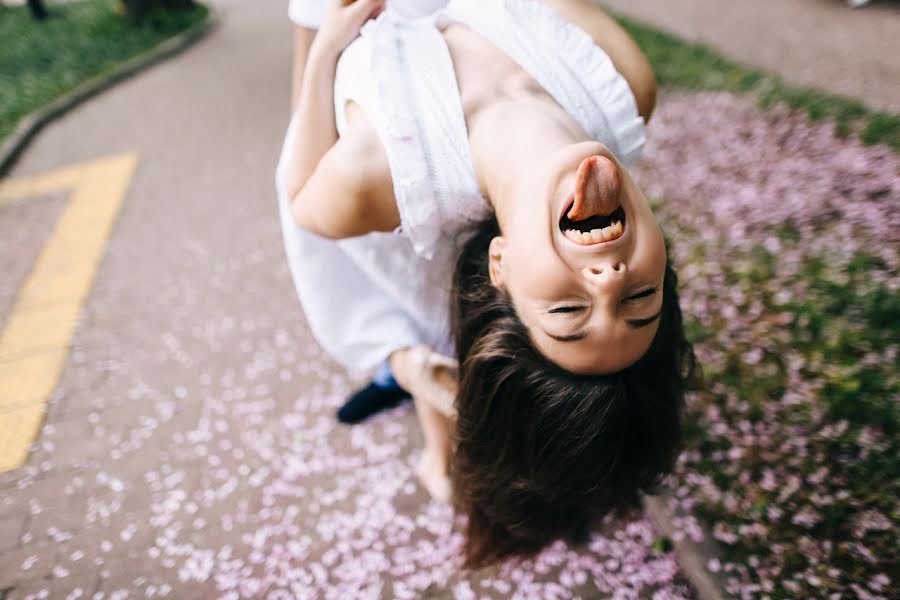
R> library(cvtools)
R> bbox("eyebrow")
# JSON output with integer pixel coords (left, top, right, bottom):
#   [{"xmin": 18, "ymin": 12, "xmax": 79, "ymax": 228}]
[
  {"xmin": 546, "ymin": 331, "xmax": 589, "ymax": 342},
  {"xmin": 545, "ymin": 308, "xmax": 663, "ymax": 343}
]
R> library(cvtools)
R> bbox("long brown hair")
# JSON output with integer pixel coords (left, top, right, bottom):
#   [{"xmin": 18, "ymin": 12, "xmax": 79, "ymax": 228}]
[{"xmin": 450, "ymin": 215, "xmax": 699, "ymax": 569}]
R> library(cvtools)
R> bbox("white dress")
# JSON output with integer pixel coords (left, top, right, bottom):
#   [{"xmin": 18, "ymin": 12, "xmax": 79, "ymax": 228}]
[
  {"xmin": 289, "ymin": 0, "xmax": 449, "ymax": 29},
  {"xmin": 276, "ymin": 0, "xmax": 646, "ymax": 375}
]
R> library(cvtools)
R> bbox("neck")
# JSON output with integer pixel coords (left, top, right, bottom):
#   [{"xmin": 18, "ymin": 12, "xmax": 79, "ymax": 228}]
[{"xmin": 469, "ymin": 98, "xmax": 590, "ymax": 228}]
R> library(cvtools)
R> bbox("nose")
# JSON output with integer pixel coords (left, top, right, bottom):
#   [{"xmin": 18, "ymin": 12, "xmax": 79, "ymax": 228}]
[{"xmin": 582, "ymin": 261, "xmax": 626, "ymax": 296}]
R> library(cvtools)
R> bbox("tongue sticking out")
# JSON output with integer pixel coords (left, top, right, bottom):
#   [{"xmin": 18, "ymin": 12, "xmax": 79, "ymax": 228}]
[{"xmin": 568, "ymin": 155, "xmax": 622, "ymax": 221}]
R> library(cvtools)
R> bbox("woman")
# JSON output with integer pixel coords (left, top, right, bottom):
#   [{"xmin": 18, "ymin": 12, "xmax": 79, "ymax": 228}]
[{"xmin": 276, "ymin": 0, "xmax": 698, "ymax": 568}]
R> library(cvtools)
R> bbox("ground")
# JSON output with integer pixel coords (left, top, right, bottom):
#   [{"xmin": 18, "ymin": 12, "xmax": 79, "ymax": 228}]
[{"xmin": 0, "ymin": 0, "xmax": 897, "ymax": 598}]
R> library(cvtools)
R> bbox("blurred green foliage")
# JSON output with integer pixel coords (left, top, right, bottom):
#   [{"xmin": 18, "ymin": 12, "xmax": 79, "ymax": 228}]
[{"xmin": 0, "ymin": 0, "xmax": 207, "ymax": 141}]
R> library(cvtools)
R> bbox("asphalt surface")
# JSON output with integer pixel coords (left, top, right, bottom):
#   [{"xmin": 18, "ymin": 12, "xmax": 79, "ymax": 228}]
[
  {"xmin": 599, "ymin": 0, "xmax": 900, "ymax": 112},
  {"xmin": 1, "ymin": 0, "xmax": 896, "ymax": 597}
]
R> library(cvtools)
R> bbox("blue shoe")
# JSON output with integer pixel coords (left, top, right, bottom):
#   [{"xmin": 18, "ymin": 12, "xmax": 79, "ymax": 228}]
[{"xmin": 336, "ymin": 381, "xmax": 411, "ymax": 424}]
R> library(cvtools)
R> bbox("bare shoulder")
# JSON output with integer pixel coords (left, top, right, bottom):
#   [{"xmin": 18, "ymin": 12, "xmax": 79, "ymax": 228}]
[{"xmin": 539, "ymin": 0, "xmax": 657, "ymax": 121}]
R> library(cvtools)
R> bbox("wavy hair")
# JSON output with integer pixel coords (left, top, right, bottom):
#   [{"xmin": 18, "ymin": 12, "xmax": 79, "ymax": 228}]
[{"xmin": 450, "ymin": 215, "xmax": 699, "ymax": 569}]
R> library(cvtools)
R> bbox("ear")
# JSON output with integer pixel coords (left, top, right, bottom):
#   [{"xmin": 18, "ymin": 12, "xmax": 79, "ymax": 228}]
[{"xmin": 488, "ymin": 236, "xmax": 507, "ymax": 289}]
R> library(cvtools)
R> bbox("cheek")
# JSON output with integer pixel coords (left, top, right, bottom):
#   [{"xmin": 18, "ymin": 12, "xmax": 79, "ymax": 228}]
[
  {"xmin": 636, "ymin": 214, "xmax": 666, "ymax": 271},
  {"xmin": 506, "ymin": 242, "xmax": 571, "ymax": 301},
  {"xmin": 646, "ymin": 226, "xmax": 665, "ymax": 260},
  {"xmin": 502, "ymin": 193, "xmax": 573, "ymax": 301},
  {"xmin": 650, "ymin": 225, "xmax": 667, "ymax": 271}
]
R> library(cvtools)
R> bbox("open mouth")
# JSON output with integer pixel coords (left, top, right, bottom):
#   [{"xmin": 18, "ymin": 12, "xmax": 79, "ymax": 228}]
[{"xmin": 559, "ymin": 201, "xmax": 626, "ymax": 245}]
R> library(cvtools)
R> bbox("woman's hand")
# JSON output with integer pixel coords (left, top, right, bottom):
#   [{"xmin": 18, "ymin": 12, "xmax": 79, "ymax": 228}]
[
  {"xmin": 313, "ymin": 0, "xmax": 386, "ymax": 56},
  {"xmin": 389, "ymin": 346, "xmax": 458, "ymax": 418}
]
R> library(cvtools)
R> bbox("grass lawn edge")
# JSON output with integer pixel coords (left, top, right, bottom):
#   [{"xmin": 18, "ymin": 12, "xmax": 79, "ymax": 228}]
[
  {"xmin": 614, "ymin": 12, "xmax": 900, "ymax": 153},
  {"xmin": 0, "ymin": 3, "xmax": 218, "ymax": 177}
]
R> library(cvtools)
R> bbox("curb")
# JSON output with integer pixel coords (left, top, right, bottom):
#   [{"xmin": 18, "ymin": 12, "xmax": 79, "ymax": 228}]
[
  {"xmin": 0, "ymin": 5, "xmax": 220, "ymax": 178},
  {"xmin": 643, "ymin": 494, "xmax": 730, "ymax": 600}
]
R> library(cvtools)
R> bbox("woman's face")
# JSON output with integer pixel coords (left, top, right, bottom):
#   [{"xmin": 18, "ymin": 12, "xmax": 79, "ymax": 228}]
[{"xmin": 489, "ymin": 141, "xmax": 667, "ymax": 375}]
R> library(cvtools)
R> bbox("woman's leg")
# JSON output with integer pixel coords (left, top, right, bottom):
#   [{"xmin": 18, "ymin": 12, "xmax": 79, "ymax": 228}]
[
  {"xmin": 390, "ymin": 348, "xmax": 457, "ymax": 502},
  {"xmin": 413, "ymin": 392, "xmax": 454, "ymax": 502}
]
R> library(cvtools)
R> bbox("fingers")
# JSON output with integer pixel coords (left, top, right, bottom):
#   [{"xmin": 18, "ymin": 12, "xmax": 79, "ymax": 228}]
[{"xmin": 318, "ymin": 0, "xmax": 386, "ymax": 53}]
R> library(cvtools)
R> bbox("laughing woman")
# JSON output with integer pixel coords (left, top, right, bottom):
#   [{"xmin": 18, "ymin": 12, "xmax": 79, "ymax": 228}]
[{"xmin": 276, "ymin": 0, "xmax": 698, "ymax": 568}]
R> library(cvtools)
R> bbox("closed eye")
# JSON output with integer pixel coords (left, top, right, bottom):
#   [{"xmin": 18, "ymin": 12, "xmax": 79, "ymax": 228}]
[
  {"xmin": 624, "ymin": 287, "xmax": 657, "ymax": 302},
  {"xmin": 548, "ymin": 305, "xmax": 586, "ymax": 314}
]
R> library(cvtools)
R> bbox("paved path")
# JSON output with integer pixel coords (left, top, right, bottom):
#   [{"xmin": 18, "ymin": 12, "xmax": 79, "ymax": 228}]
[
  {"xmin": 0, "ymin": 1, "xmax": 693, "ymax": 597},
  {"xmin": 599, "ymin": 0, "xmax": 900, "ymax": 112}
]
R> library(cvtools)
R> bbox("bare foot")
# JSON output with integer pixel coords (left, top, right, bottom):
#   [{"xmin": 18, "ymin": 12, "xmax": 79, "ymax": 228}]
[{"xmin": 416, "ymin": 448, "xmax": 452, "ymax": 503}]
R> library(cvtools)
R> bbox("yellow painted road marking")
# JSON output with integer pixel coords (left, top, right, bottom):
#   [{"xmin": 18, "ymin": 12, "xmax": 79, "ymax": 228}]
[{"xmin": 0, "ymin": 152, "xmax": 138, "ymax": 472}]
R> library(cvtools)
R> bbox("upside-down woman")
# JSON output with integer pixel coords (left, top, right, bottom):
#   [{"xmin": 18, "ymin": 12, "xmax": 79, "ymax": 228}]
[{"xmin": 276, "ymin": 0, "xmax": 698, "ymax": 568}]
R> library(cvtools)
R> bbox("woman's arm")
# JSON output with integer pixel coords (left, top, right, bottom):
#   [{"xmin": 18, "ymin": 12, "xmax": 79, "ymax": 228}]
[
  {"xmin": 282, "ymin": 0, "xmax": 386, "ymax": 236},
  {"xmin": 283, "ymin": 40, "xmax": 342, "ymax": 203}
]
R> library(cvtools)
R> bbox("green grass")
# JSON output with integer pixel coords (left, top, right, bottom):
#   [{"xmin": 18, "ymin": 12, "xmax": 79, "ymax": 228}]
[
  {"xmin": 0, "ymin": 0, "xmax": 208, "ymax": 141},
  {"xmin": 617, "ymin": 16, "xmax": 900, "ymax": 152},
  {"xmin": 669, "ymin": 237, "xmax": 900, "ymax": 595},
  {"xmin": 669, "ymin": 236, "xmax": 900, "ymax": 596}
]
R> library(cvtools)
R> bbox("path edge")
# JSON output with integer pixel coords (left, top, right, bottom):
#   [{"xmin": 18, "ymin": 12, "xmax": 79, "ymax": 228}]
[
  {"xmin": 643, "ymin": 493, "xmax": 730, "ymax": 600},
  {"xmin": 0, "ymin": 5, "xmax": 220, "ymax": 178}
]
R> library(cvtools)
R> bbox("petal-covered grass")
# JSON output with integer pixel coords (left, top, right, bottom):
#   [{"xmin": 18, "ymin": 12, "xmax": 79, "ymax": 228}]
[
  {"xmin": 0, "ymin": 0, "xmax": 208, "ymax": 141},
  {"xmin": 633, "ymin": 91, "xmax": 898, "ymax": 599}
]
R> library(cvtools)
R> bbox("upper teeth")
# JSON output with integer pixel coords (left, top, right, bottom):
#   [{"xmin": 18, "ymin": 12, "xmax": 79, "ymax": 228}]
[{"xmin": 564, "ymin": 220, "xmax": 623, "ymax": 244}]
